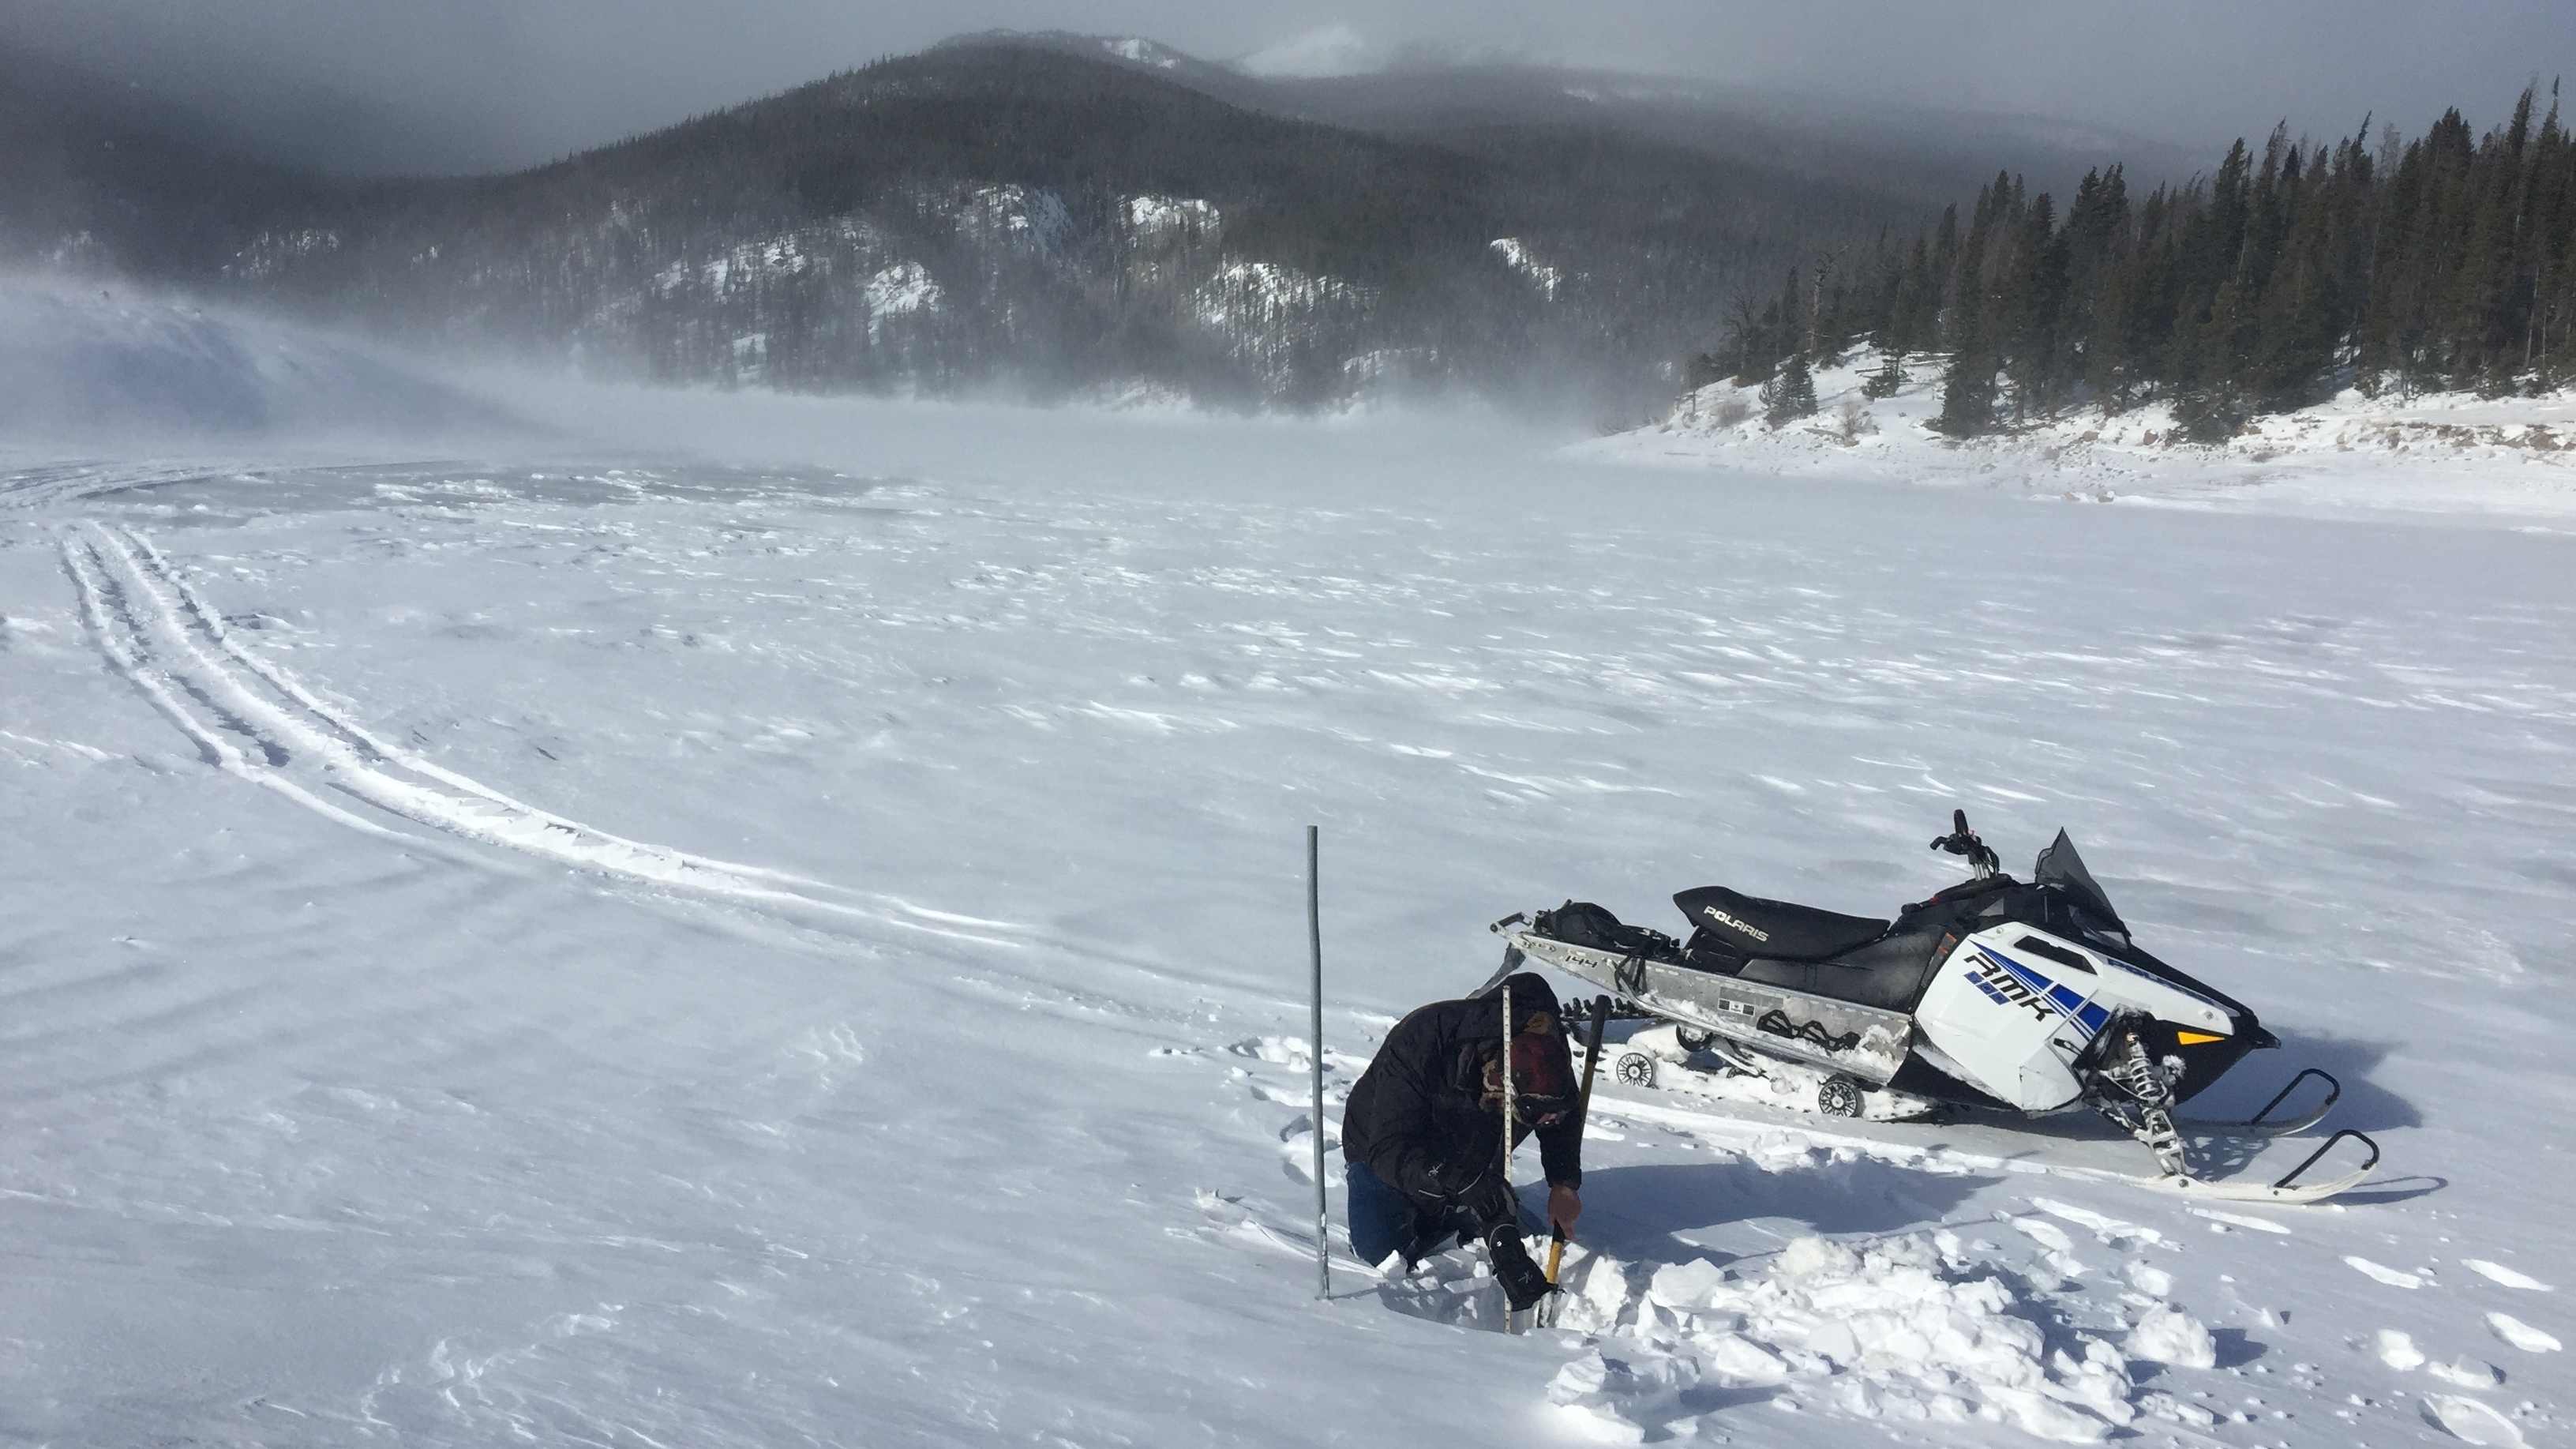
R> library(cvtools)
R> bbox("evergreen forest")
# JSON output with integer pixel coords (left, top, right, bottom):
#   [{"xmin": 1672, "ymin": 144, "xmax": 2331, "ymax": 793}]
[{"xmin": 1722, "ymin": 88, "xmax": 2576, "ymax": 439}]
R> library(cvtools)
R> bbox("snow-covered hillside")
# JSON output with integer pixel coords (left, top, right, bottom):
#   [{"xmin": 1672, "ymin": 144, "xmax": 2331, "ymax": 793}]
[
  {"xmin": 0, "ymin": 280, "xmax": 512, "ymax": 446},
  {"xmin": 1588, "ymin": 348, "xmax": 2576, "ymax": 526},
  {"xmin": 1, "ymin": 358, "xmax": 2570, "ymax": 1445}
]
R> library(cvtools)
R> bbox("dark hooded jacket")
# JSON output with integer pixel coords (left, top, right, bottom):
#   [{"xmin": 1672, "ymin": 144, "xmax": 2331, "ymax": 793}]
[{"xmin": 1340, "ymin": 972, "xmax": 1581, "ymax": 1224}]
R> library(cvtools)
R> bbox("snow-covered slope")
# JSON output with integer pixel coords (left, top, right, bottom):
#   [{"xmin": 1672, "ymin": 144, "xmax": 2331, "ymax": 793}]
[
  {"xmin": 0, "ymin": 279, "xmax": 515, "ymax": 446},
  {"xmin": 1585, "ymin": 348, "xmax": 2576, "ymax": 527},
  {"xmin": 0, "ymin": 382, "xmax": 2569, "ymax": 1446}
]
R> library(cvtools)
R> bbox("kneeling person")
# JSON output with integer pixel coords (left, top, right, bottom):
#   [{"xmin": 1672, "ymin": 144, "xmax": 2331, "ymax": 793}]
[{"xmin": 1340, "ymin": 970, "xmax": 1581, "ymax": 1311}]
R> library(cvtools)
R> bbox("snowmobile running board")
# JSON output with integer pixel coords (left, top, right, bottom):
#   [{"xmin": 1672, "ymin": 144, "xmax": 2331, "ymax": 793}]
[{"xmin": 1503, "ymin": 930, "xmax": 1914, "ymax": 1086}]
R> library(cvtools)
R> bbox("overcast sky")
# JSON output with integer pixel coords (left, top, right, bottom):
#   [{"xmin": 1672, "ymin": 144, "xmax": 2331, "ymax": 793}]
[{"xmin": 8, "ymin": 0, "xmax": 2573, "ymax": 175}]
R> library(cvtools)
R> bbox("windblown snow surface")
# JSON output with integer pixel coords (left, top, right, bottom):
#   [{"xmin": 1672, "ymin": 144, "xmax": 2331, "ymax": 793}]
[{"xmin": 2, "ymin": 332, "xmax": 2573, "ymax": 1447}]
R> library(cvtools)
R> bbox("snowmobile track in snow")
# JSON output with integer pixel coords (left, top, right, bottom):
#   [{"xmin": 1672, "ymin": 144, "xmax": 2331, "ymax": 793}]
[{"xmin": 59, "ymin": 521, "xmax": 1018, "ymax": 944}]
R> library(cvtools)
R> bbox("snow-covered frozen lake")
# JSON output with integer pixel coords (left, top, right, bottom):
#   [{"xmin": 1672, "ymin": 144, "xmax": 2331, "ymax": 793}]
[{"xmin": 2, "ymin": 372, "xmax": 2570, "ymax": 1444}]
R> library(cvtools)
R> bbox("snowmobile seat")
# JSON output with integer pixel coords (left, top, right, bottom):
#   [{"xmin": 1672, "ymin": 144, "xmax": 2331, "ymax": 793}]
[
  {"xmin": 1671, "ymin": 886, "xmax": 1889, "ymax": 962},
  {"xmin": 1734, "ymin": 929, "xmax": 1947, "ymax": 1012}
]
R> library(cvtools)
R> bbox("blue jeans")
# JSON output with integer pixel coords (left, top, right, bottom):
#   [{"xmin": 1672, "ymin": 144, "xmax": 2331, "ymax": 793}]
[{"xmin": 1346, "ymin": 1158, "xmax": 1473, "ymax": 1268}]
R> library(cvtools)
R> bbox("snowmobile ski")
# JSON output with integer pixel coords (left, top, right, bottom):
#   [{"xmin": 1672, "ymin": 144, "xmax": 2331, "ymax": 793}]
[
  {"xmin": 1580, "ymin": 1080, "xmax": 2384, "ymax": 1204},
  {"xmin": 2141, "ymin": 1128, "xmax": 2380, "ymax": 1204}
]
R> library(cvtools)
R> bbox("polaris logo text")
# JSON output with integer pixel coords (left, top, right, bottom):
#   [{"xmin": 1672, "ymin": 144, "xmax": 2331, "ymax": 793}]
[{"xmin": 1705, "ymin": 908, "xmax": 1769, "ymax": 943}]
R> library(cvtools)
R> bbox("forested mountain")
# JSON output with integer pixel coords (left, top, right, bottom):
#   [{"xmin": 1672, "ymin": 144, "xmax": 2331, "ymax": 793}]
[
  {"xmin": 17, "ymin": 31, "xmax": 2558, "ymax": 423},
  {"xmin": 0, "ymin": 45, "xmax": 330, "ymax": 277},
  {"xmin": 2, "ymin": 36, "xmax": 1941, "ymax": 411},
  {"xmin": 1731, "ymin": 88, "xmax": 2576, "ymax": 438}
]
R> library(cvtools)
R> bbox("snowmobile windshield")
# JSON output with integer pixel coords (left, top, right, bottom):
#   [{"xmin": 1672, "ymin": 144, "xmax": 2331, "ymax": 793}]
[{"xmin": 2033, "ymin": 830, "xmax": 2128, "ymax": 940}]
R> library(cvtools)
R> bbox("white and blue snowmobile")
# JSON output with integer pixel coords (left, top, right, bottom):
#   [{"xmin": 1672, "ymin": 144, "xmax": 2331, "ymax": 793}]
[{"xmin": 1485, "ymin": 812, "xmax": 2379, "ymax": 1203}]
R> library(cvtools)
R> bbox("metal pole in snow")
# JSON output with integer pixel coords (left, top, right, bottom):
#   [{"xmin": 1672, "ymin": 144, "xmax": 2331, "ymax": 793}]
[
  {"xmin": 1308, "ymin": 824, "xmax": 1329, "ymax": 1300},
  {"xmin": 1501, "ymin": 975, "xmax": 1517, "ymax": 1332}
]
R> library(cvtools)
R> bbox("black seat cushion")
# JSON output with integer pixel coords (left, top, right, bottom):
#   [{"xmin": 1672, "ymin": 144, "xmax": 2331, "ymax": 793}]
[
  {"xmin": 1737, "ymin": 930, "xmax": 1947, "ymax": 1012},
  {"xmin": 1672, "ymin": 886, "xmax": 1889, "ymax": 961}
]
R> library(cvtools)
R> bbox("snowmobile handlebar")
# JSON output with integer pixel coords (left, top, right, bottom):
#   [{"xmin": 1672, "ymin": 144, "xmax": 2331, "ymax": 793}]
[{"xmin": 1929, "ymin": 809, "xmax": 2001, "ymax": 877}]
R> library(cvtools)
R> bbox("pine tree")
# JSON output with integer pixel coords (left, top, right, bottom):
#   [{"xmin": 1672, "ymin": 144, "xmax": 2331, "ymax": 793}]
[
  {"xmin": 1997, "ymin": 190, "xmax": 2071, "ymax": 419},
  {"xmin": 1862, "ymin": 347, "xmax": 1907, "ymax": 397},
  {"xmin": 1900, "ymin": 232, "xmax": 1940, "ymax": 347},
  {"xmin": 1762, "ymin": 351, "xmax": 1818, "ymax": 423},
  {"xmin": 2246, "ymin": 163, "xmax": 2339, "ymax": 409},
  {"xmin": 2173, "ymin": 275, "xmax": 2256, "ymax": 441},
  {"xmin": 2057, "ymin": 165, "xmax": 2130, "ymax": 399},
  {"xmin": 1933, "ymin": 177, "xmax": 2005, "ymax": 434}
]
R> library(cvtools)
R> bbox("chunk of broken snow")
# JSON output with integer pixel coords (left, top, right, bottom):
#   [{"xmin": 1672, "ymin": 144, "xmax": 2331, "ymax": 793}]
[
  {"xmin": 2376, "ymin": 1328, "xmax": 2428, "ymax": 1370},
  {"xmin": 1645, "ymin": 1257, "xmax": 1729, "ymax": 1311},
  {"xmin": 1548, "ymin": 1349, "xmax": 1612, "ymax": 1404},
  {"xmin": 1982, "ymin": 1383, "xmax": 2113, "ymax": 1443},
  {"xmin": 2123, "ymin": 1305, "xmax": 2217, "ymax": 1368},
  {"xmin": 1698, "ymin": 1333, "xmax": 1790, "ymax": 1385},
  {"xmin": 2137, "ymin": 1391, "xmax": 2218, "ymax": 1426},
  {"xmin": 2121, "ymin": 1261, "xmax": 2174, "ymax": 1297},
  {"xmin": 1776, "ymin": 1235, "xmax": 1862, "ymax": 1280}
]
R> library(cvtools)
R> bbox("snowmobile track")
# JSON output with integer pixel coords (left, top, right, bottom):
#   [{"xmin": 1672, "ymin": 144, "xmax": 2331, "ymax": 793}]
[
  {"xmin": 60, "ymin": 521, "xmax": 1018, "ymax": 944},
  {"xmin": 3, "ymin": 461, "xmax": 231, "ymax": 509}
]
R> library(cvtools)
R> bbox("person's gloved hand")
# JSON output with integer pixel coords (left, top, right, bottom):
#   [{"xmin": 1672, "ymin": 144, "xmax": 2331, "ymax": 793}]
[
  {"xmin": 1485, "ymin": 1224, "xmax": 1558, "ymax": 1312},
  {"xmin": 1460, "ymin": 1174, "xmax": 1520, "ymax": 1234}
]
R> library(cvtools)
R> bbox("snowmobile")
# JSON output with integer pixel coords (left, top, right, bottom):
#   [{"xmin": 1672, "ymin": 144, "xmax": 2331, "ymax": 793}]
[{"xmin": 1484, "ymin": 812, "xmax": 2378, "ymax": 1203}]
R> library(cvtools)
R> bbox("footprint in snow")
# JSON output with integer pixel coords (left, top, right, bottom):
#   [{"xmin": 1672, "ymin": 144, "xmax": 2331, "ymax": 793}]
[
  {"xmin": 1228, "ymin": 1035, "xmax": 1313, "ymax": 1068},
  {"xmin": 2029, "ymin": 1196, "xmax": 2164, "ymax": 1246},
  {"xmin": 2426, "ymin": 1358, "xmax": 2504, "ymax": 1388},
  {"xmin": 2487, "ymin": 1312, "xmax": 2561, "ymax": 1353},
  {"xmin": 2006, "ymin": 1214, "xmax": 2075, "ymax": 1253},
  {"xmin": 2421, "ymin": 1392, "xmax": 2527, "ymax": 1447},
  {"xmin": 2345, "ymin": 1255, "xmax": 2426, "ymax": 1288},
  {"xmin": 2189, "ymin": 1206, "xmax": 2289, "ymax": 1234},
  {"xmin": 2464, "ymin": 1259, "xmax": 2554, "ymax": 1292}
]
